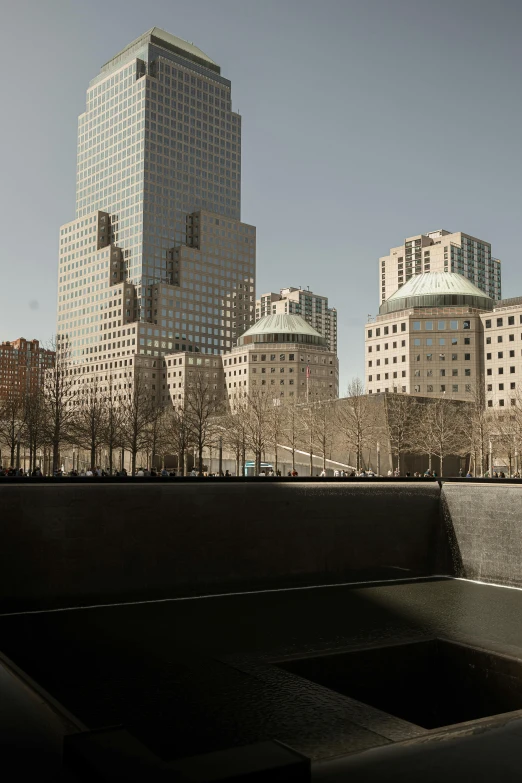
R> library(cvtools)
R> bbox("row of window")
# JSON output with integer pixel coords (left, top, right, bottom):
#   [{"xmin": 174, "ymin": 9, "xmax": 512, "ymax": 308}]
[
  {"xmin": 412, "ymin": 385, "xmax": 471, "ymax": 393},
  {"xmin": 485, "ymin": 334, "xmax": 522, "ymax": 344},
  {"xmin": 486, "ymin": 367, "xmax": 517, "ymax": 375},
  {"xmin": 413, "ymin": 320, "xmax": 471, "ymax": 331},
  {"xmin": 367, "ymin": 323, "xmax": 406, "ymax": 337},
  {"xmin": 485, "ymin": 315, "xmax": 521, "ymax": 328}
]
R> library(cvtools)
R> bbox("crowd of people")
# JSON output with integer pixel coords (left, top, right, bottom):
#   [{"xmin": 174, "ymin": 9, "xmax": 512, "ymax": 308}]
[{"xmin": 0, "ymin": 464, "xmax": 520, "ymax": 478}]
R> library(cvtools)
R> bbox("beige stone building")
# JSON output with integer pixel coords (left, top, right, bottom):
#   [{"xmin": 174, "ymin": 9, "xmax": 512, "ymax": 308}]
[
  {"xmin": 480, "ymin": 297, "xmax": 522, "ymax": 410},
  {"xmin": 255, "ymin": 287, "xmax": 337, "ymax": 353},
  {"xmin": 163, "ymin": 351, "xmax": 224, "ymax": 410},
  {"xmin": 379, "ymin": 229, "xmax": 501, "ymax": 307},
  {"xmin": 366, "ymin": 273, "xmax": 493, "ymax": 401},
  {"xmin": 224, "ymin": 314, "xmax": 338, "ymax": 408}
]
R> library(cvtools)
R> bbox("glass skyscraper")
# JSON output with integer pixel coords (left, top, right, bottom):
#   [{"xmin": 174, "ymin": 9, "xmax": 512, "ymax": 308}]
[{"xmin": 57, "ymin": 28, "xmax": 256, "ymax": 378}]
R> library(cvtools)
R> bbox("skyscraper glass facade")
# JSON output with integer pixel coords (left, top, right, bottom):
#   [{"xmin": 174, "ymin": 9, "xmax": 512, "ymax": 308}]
[{"xmin": 57, "ymin": 28, "xmax": 255, "ymax": 370}]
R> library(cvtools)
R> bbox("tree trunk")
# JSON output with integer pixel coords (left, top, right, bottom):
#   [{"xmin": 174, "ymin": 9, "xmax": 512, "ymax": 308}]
[
  {"xmin": 235, "ymin": 447, "xmax": 239, "ymax": 477},
  {"xmin": 198, "ymin": 443, "xmax": 203, "ymax": 475},
  {"xmin": 292, "ymin": 446, "xmax": 295, "ymax": 471},
  {"xmin": 439, "ymin": 454, "xmax": 443, "ymax": 477},
  {"xmin": 53, "ymin": 442, "xmax": 60, "ymax": 475},
  {"xmin": 241, "ymin": 446, "xmax": 246, "ymax": 477}
]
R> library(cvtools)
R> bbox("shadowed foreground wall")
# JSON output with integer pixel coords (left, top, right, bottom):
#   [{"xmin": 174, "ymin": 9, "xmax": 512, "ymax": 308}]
[
  {"xmin": 442, "ymin": 482, "xmax": 522, "ymax": 587},
  {"xmin": 0, "ymin": 482, "xmax": 448, "ymax": 611}
]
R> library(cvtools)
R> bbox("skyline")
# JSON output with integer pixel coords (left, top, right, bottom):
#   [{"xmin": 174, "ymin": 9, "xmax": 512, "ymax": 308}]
[{"xmin": 2, "ymin": 0, "xmax": 522, "ymax": 392}]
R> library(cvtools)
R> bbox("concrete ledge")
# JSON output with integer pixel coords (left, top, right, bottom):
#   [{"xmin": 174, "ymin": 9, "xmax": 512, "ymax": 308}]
[{"xmin": 0, "ymin": 482, "xmax": 447, "ymax": 612}]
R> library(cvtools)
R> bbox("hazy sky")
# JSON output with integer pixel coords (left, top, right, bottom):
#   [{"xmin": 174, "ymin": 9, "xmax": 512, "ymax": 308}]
[{"xmin": 1, "ymin": 0, "xmax": 521, "ymax": 391}]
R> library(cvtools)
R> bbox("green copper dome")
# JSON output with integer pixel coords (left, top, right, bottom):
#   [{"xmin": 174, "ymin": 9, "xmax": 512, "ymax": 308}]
[
  {"xmin": 237, "ymin": 314, "xmax": 326, "ymax": 346},
  {"xmin": 380, "ymin": 272, "xmax": 494, "ymax": 315}
]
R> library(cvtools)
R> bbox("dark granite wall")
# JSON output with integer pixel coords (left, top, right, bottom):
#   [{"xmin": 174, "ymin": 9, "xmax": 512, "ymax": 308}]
[
  {"xmin": 442, "ymin": 483, "xmax": 522, "ymax": 587},
  {"xmin": 0, "ymin": 482, "xmax": 447, "ymax": 611}
]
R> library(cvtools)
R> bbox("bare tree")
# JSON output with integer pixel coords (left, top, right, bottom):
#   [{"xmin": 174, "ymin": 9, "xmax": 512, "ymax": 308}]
[
  {"xmin": 0, "ymin": 397, "xmax": 26, "ymax": 468},
  {"xmin": 311, "ymin": 400, "xmax": 336, "ymax": 472},
  {"xmin": 384, "ymin": 393, "xmax": 418, "ymax": 472},
  {"xmin": 280, "ymin": 399, "xmax": 305, "ymax": 472},
  {"xmin": 71, "ymin": 376, "xmax": 106, "ymax": 470},
  {"xmin": 244, "ymin": 387, "xmax": 273, "ymax": 475},
  {"xmin": 268, "ymin": 402, "xmax": 286, "ymax": 474},
  {"xmin": 414, "ymin": 396, "xmax": 468, "ymax": 476},
  {"xmin": 336, "ymin": 378, "xmax": 381, "ymax": 471},
  {"xmin": 42, "ymin": 337, "xmax": 77, "ymax": 474},
  {"xmin": 120, "ymin": 371, "xmax": 157, "ymax": 475},
  {"xmin": 185, "ymin": 371, "xmax": 222, "ymax": 475},
  {"xmin": 467, "ymin": 385, "xmax": 491, "ymax": 476},
  {"xmin": 144, "ymin": 402, "xmax": 169, "ymax": 470},
  {"xmin": 24, "ymin": 389, "xmax": 47, "ymax": 473},
  {"xmin": 222, "ymin": 395, "xmax": 249, "ymax": 476},
  {"xmin": 164, "ymin": 405, "xmax": 192, "ymax": 475},
  {"xmin": 101, "ymin": 376, "xmax": 123, "ymax": 475}
]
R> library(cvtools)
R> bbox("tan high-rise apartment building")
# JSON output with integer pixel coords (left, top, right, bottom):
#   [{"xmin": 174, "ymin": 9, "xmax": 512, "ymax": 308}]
[
  {"xmin": 56, "ymin": 28, "xmax": 256, "ymax": 398},
  {"xmin": 365, "ymin": 273, "xmax": 493, "ymax": 401},
  {"xmin": 0, "ymin": 339, "xmax": 55, "ymax": 402},
  {"xmin": 255, "ymin": 287, "xmax": 337, "ymax": 353},
  {"xmin": 379, "ymin": 230, "xmax": 501, "ymax": 307}
]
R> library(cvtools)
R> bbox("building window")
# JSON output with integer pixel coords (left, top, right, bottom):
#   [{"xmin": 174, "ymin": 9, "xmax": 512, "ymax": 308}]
[
  {"xmin": 511, "ymin": 367, "xmax": 516, "ymax": 373},
  {"xmin": 413, "ymin": 321, "xmax": 421, "ymax": 331},
  {"xmin": 414, "ymin": 385, "xmax": 421, "ymax": 392},
  {"xmin": 463, "ymin": 320, "xmax": 471, "ymax": 329},
  {"xmin": 499, "ymin": 399, "xmax": 505, "ymax": 406},
  {"xmin": 425, "ymin": 321, "xmax": 433, "ymax": 330},
  {"xmin": 497, "ymin": 318, "xmax": 503, "ymax": 327},
  {"xmin": 440, "ymin": 385, "xmax": 446, "ymax": 392},
  {"xmin": 464, "ymin": 354, "xmax": 471, "ymax": 360},
  {"xmin": 499, "ymin": 368, "xmax": 504, "ymax": 374},
  {"xmin": 485, "ymin": 319, "xmax": 491, "ymax": 328},
  {"xmin": 488, "ymin": 400, "xmax": 493, "ymax": 407},
  {"xmin": 452, "ymin": 385, "xmax": 458, "ymax": 393}
]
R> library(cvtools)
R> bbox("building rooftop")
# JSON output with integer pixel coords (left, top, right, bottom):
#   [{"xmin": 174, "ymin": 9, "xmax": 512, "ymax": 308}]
[
  {"xmin": 238, "ymin": 314, "xmax": 326, "ymax": 346},
  {"xmin": 380, "ymin": 272, "xmax": 494, "ymax": 315},
  {"xmin": 102, "ymin": 27, "xmax": 219, "ymax": 74}
]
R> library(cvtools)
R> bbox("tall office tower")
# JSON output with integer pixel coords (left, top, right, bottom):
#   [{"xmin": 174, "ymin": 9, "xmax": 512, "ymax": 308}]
[
  {"xmin": 379, "ymin": 230, "xmax": 501, "ymax": 306},
  {"xmin": 57, "ymin": 28, "xmax": 256, "ymax": 385},
  {"xmin": 255, "ymin": 287, "xmax": 337, "ymax": 353}
]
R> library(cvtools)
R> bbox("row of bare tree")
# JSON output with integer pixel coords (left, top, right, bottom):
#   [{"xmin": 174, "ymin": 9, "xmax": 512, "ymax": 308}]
[{"xmin": 2, "ymin": 359, "xmax": 519, "ymax": 476}]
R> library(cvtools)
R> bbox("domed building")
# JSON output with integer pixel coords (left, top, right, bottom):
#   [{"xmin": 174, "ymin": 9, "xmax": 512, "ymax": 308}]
[
  {"xmin": 365, "ymin": 272, "xmax": 494, "ymax": 400},
  {"xmin": 225, "ymin": 313, "xmax": 339, "ymax": 406}
]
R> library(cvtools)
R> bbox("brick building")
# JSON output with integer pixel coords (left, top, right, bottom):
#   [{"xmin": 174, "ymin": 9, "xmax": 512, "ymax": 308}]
[{"xmin": 0, "ymin": 339, "xmax": 55, "ymax": 402}]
